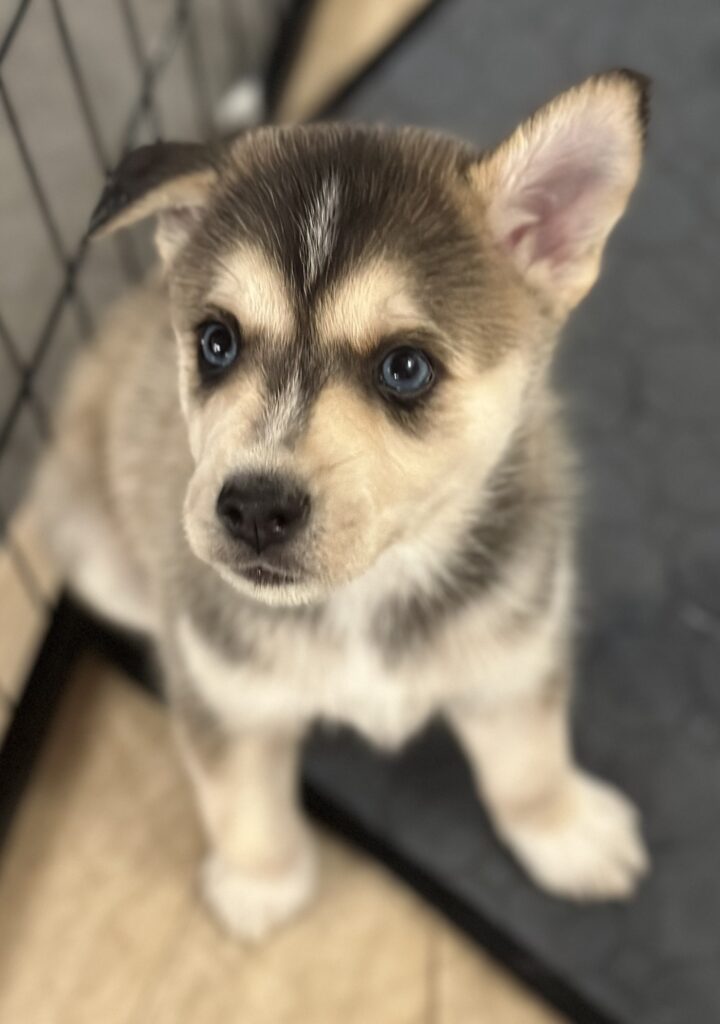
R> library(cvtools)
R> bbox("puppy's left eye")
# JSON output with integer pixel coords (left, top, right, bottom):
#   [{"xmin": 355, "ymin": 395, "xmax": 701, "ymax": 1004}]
[
  {"xmin": 378, "ymin": 347, "xmax": 434, "ymax": 398},
  {"xmin": 198, "ymin": 320, "xmax": 240, "ymax": 374}
]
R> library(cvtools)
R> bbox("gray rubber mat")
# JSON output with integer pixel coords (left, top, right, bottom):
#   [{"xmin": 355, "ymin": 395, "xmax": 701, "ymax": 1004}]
[{"xmin": 302, "ymin": 2, "xmax": 720, "ymax": 1021}]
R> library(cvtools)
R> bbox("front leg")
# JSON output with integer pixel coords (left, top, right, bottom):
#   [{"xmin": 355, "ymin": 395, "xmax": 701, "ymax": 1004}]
[
  {"xmin": 448, "ymin": 670, "xmax": 649, "ymax": 900},
  {"xmin": 173, "ymin": 697, "xmax": 316, "ymax": 941}
]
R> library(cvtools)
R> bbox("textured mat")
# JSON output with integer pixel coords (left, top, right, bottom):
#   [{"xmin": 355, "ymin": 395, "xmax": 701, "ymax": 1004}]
[{"xmin": 300, "ymin": 2, "xmax": 720, "ymax": 1022}]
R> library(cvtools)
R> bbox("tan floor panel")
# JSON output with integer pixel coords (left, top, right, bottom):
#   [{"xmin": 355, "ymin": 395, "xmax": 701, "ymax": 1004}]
[
  {"xmin": 0, "ymin": 659, "xmax": 563, "ymax": 1024},
  {"xmin": 276, "ymin": 0, "xmax": 429, "ymax": 122},
  {"xmin": 435, "ymin": 926, "xmax": 563, "ymax": 1024}
]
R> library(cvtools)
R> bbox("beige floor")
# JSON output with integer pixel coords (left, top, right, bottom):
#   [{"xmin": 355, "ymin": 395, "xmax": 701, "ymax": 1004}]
[
  {"xmin": 276, "ymin": 0, "xmax": 428, "ymax": 122},
  {"xmin": 0, "ymin": 658, "xmax": 563, "ymax": 1024}
]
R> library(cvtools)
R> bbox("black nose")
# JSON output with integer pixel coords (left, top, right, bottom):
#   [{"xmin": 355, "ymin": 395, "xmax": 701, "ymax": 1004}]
[{"xmin": 216, "ymin": 474, "xmax": 310, "ymax": 553}]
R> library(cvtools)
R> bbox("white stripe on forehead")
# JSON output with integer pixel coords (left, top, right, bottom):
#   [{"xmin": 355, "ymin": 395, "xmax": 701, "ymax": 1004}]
[{"xmin": 301, "ymin": 174, "xmax": 340, "ymax": 291}]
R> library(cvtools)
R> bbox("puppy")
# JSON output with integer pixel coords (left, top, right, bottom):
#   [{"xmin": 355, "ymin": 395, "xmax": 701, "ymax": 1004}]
[{"xmin": 37, "ymin": 71, "xmax": 650, "ymax": 940}]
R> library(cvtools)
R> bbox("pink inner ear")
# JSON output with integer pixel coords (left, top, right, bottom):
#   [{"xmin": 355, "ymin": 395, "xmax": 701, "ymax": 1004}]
[
  {"xmin": 164, "ymin": 205, "xmax": 203, "ymax": 232},
  {"xmin": 503, "ymin": 154, "xmax": 609, "ymax": 268}
]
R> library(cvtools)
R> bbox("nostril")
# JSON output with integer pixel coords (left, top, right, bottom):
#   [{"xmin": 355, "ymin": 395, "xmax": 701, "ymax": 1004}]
[
  {"xmin": 268, "ymin": 513, "xmax": 287, "ymax": 534},
  {"xmin": 216, "ymin": 487, "xmax": 245, "ymax": 535},
  {"xmin": 225, "ymin": 506, "xmax": 244, "ymax": 529}
]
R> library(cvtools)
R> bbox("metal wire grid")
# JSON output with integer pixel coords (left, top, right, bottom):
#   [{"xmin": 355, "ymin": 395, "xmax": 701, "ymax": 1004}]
[
  {"xmin": 0, "ymin": 0, "xmax": 211, "ymax": 599},
  {"xmin": 0, "ymin": 0, "xmax": 292, "ymax": 727}
]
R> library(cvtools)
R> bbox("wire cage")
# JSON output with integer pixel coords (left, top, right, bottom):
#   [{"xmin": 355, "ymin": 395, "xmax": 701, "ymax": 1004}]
[{"xmin": 0, "ymin": 0, "xmax": 309, "ymax": 748}]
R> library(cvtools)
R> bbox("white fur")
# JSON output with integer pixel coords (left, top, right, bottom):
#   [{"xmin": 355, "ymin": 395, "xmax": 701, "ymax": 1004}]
[
  {"xmin": 259, "ymin": 365, "xmax": 304, "ymax": 447},
  {"xmin": 176, "ymin": 547, "xmax": 570, "ymax": 746},
  {"xmin": 74, "ymin": 541, "xmax": 155, "ymax": 632},
  {"xmin": 497, "ymin": 772, "xmax": 649, "ymax": 900},
  {"xmin": 201, "ymin": 845, "xmax": 316, "ymax": 941},
  {"xmin": 47, "ymin": 502, "xmax": 155, "ymax": 633},
  {"xmin": 301, "ymin": 175, "xmax": 339, "ymax": 289}
]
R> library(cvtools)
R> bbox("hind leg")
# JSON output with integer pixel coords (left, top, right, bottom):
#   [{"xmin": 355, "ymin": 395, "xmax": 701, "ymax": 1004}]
[
  {"xmin": 66, "ymin": 505, "xmax": 155, "ymax": 632},
  {"xmin": 34, "ymin": 454, "xmax": 155, "ymax": 634}
]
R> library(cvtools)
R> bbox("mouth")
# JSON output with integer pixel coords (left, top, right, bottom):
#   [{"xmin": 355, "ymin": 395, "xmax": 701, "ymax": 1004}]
[{"xmin": 237, "ymin": 564, "xmax": 299, "ymax": 588}]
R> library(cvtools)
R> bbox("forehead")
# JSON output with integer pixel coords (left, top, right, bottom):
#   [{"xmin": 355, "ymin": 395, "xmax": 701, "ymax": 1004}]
[
  {"xmin": 192, "ymin": 125, "xmax": 485, "ymax": 347},
  {"xmin": 207, "ymin": 247, "xmax": 427, "ymax": 349}
]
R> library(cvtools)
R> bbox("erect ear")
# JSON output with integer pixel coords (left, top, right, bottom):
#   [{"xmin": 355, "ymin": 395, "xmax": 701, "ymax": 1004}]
[
  {"xmin": 87, "ymin": 142, "xmax": 219, "ymax": 265},
  {"xmin": 470, "ymin": 70, "xmax": 650, "ymax": 316}
]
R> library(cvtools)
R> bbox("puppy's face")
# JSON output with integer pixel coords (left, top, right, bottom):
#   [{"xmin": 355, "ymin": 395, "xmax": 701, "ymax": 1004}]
[
  {"xmin": 91, "ymin": 73, "xmax": 648, "ymax": 605},
  {"xmin": 172, "ymin": 129, "xmax": 548, "ymax": 605}
]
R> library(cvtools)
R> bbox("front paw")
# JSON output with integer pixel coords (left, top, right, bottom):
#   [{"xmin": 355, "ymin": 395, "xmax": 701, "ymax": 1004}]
[
  {"xmin": 497, "ymin": 772, "xmax": 649, "ymax": 901},
  {"xmin": 200, "ymin": 844, "xmax": 317, "ymax": 941}
]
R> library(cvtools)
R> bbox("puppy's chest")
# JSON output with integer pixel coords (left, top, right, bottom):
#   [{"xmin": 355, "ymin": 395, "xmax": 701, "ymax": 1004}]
[{"xmin": 175, "ymin": 602, "xmax": 446, "ymax": 747}]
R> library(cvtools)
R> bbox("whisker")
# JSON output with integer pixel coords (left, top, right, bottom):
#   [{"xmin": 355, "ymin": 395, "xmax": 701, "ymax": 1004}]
[{"xmin": 316, "ymin": 451, "xmax": 365, "ymax": 475}]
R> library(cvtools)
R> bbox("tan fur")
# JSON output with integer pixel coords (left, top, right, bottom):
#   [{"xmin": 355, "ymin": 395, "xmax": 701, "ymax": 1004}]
[
  {"xmin": 203, "ymin": 245, "xmax": 296, "ymax": 341},
  {"xmin": 37, "ymin": 74, "xmax": 651, "ymax": 939},
  {"xmin": 291, "ymin": 354, "xmax": 534, "ymax": 589},
  {"xmin": 90, "ymin": 171, "xmax": 214, "ymax": 238},
  {"xmin": 315, "ymin": 260, "xmax": 427, "ymax": 351},
  {"xmin": 175, "ymin": 711, "xmax": 315, "ymax": 940}
]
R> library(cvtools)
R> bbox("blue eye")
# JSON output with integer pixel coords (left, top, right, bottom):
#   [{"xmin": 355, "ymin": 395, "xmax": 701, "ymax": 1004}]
[
  {"xmin": 379, "ymin": 347, "xmax": 434, "ymax": 398},
  {"xmin": 198, "ymin": 320, "xmax": 239, "ymax": 372}
]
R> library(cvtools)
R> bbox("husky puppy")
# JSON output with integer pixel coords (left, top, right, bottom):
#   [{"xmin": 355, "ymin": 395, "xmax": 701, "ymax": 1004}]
[{"xmin": 38, "ymin": 71, "xmax": 650, "ymax": 939}]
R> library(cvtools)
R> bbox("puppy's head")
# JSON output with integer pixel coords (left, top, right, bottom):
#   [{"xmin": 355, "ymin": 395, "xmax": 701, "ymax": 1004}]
[{"xmin": 90, "ymin": 71, "xmax": 648, "ymax": 606}]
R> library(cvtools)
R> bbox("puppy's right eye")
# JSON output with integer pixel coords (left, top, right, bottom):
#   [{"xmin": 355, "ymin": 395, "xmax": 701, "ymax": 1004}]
[{"xmin": 197, "ymin": 320, "xmax": 240, "ymax": 376}]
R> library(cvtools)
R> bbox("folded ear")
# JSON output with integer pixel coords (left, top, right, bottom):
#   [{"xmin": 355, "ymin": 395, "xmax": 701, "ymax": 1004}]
[
  {"xmin": 470, "ymin": 70, "xmax": 650, "ymax": 315},
  {"xmin": 87, "ymin": 142, "xmax": 219, "ymax": 264}
]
